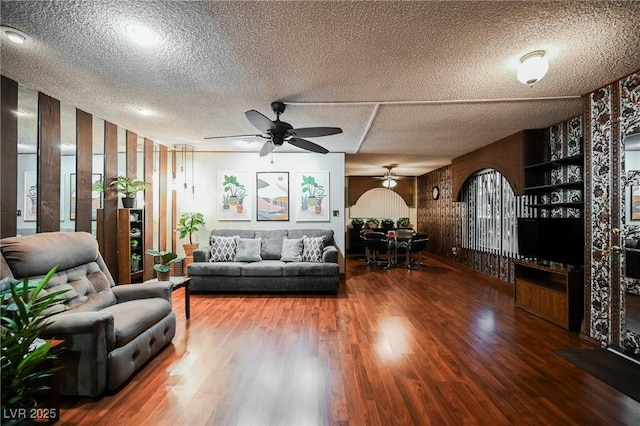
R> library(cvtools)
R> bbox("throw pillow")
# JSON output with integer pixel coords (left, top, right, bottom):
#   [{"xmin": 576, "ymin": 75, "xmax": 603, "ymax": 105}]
[
  {"xmin": 235, "ymin": 237, "xmax": 262, "ymax": 262},
  {"xmin": 302, "ymin": 235, "xmax": 326, "ymax": 262},
  {"xmin": 280, "ymin": 237, "xmax": 304, "ymax": 262},
  {"xmin": 210, "ymin": 235, "xmax": 237, "ymax": 262}
]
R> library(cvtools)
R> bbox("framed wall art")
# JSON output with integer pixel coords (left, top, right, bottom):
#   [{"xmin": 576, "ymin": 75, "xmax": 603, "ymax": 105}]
[
  {"xmin": 256, "ymin": 172, "xmax": 289, "ymax": 221},
  {"xmin": 295, "ymin": 171, "xmax": 330, "ymax": 222},
  {"xmin": 218, "ymin": 171, "xmax": 252, "ymax": 221},
  {"xmin": 631, "ymin": 185, "xmax": 640, "ymax": 221}
]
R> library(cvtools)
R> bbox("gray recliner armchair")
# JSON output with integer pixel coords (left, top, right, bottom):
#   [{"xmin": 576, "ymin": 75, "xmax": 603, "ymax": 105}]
[{"xmin": 0, "ymin": 232, "xmax": 176, "ymax": 397}]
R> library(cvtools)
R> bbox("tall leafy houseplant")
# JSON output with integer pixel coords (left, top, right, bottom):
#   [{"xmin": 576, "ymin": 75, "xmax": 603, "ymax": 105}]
[
  {"xmin": 176, "ymin": 212, "xmax": 205, "ymax": 256},
  {"xmin": 223, "ymin": 175, "xmax": 246, "ymax": 206},
  {"xmin": 145, "ymin": 249, "xmax": 183, "ymax": 281},
  {"xmin": 1, "ymin": 265, "xmax": 67, "ymax": 414},
  {"xmin": 109, "ymin": 176, "xmax": 150, "ymax": 208},
  {"xmin": 301, "ymin": 175, "xmax": 324, "ymax": 207}
]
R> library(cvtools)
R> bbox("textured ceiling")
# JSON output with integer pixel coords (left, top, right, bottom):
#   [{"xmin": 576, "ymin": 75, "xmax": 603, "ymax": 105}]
[{"xmin": 1, "ymin": 1, "xmax": 639, "ymax": 177}]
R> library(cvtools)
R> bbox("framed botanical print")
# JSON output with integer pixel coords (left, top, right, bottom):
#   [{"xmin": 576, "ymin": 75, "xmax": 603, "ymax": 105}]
[{"xmin": 295, "ymin": 171, "xmax": 330, "ymax": 222}]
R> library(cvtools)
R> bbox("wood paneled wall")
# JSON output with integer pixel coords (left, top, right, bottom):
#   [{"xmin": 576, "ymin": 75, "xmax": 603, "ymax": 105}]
[
  {"xmin": 102, "ymin": 121, "xmax": 118, "ymax": 275},
  {"xmin": 37, "ymin": 93, "xmax": 61, "ymax": 233},
  {"xmin": 143, "ymin": 138, "xmax": 155, "ymax": 281},
  {"xmin": 126, "ymin": 130, "xmax": 137, "ymax": 178},
  {"xmin": 1, "ymin": 77, "xmax": 18, "ymax": 238},
  {"xmin": 159, "ymin": 145, "xmax": 168, "ymax": 251},
  {"xmin": 348, "ymin": 176, "xmax": 414, "ymax": 206},
  {"xmin": 75, "ymin": 109, "xmax": 93, "ymax": 232}
]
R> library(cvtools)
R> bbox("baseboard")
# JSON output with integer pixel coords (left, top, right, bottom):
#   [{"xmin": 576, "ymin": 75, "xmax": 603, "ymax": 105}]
[{"xmin": 425, "ymin": 253, "xmax": 513, "ymax": 294}]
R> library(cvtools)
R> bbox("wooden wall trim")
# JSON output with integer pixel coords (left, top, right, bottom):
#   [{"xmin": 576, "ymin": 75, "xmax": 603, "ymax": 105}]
[
  {"xmin": 126, "ymin": 130, "xmax": 137, "ymax": 179},
  {"xmin": 75, "ymin": 109, "xmax": 93, "ymax": 232},
  {"xmin": 1, "ymin": 76, "xmax": 18, "ymax": 238},
  {"xmin": 348, "ymin": 176, "xmax": 414, "ymax": 206},
  {"xmin": 451, "ymin": 129, "xmax": 543, "ymax": 200},
  {"xmin": 143, "ymin": 138, "xmax": 154, "ymax": 281},
  {"xmin": 37, "ymin": 93, "xmax": 61, "ymax": 233},
  {"xmin": 159, "ymin": 145, "xmax": 168, "ymax": 251},
  {"xmin": 103, "ymin": 121, "xmax": 118, "ymax": 278}
]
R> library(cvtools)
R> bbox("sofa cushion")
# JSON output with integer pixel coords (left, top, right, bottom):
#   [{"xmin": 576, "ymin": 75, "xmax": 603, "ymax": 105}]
[
  {"xmin": 100, "ymin": 298, "xmax": 172, "ymax": 347},
  {"xmin": 282, "ymin": 262, "xmax": 339, "ymax": 277},
  {"xmin": 280, "ymin": 237, "xmax": 304, "ymax": 262},
  {"xmin": 288, "ymin": 229, "xmax": 334, "ymax": 247},
  {"xmin": 235, "ymin": 237, "xmax": 262, "ymax": 262},
  {"xmin": 210, "ymin": 235, "xmax": 237, "ymax": 262},
  {"xmin": 240, "ymin": 260, "xmax": 284, "ymax": 277},
  {"xmin": 255, "ymin": 229, "xmax": 288, "ymax": 260},
  {"xmin": 188, "ymin": 261, "xmax": 242, "ymax": 277},
  {"xmin": 302, "ymin": 235, "xmax": 326, "ymax": 262},
  {"xmin": 210, "ymin": 229, "xmax": 255, "ymax": 243}
]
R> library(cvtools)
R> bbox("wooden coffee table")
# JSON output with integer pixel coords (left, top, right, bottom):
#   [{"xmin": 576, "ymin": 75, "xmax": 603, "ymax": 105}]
[{"xmin": 144, "ymin": 276, "xmax": 191, "ymax": 319}]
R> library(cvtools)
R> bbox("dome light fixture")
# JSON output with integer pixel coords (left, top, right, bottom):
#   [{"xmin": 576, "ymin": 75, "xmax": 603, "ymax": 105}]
[
  {"xmin": 1, "ymin": 26, "xmax": 32, "ymax": 45},
  {"xmin": 517, "ymin": 50, "xmax": 548, "ymax": 85},
  {"xmin": 136, "ymin": 107, "xmax": 153, "ymax": 116},
  {"xmin": 124, "ymin": 22, "xmax": 156, "ymax": 46}
]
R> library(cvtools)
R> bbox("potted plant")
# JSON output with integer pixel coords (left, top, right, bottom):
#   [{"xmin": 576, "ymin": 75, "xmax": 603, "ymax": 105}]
[
  {"xmin": 130, "ymin": 228, "xmax": 141, "ymax": 238},
  {"xmin": 222, "ymin": 195, "xmax": 230, "ymax": 210},
  {"xmin": 145, "ymin": 249, "xmax": 183, "ymax": 281},
  {"xmin": 236, "ymin": 194, "xmax": 245, "ymax": 214},
  {"xmin": 301, "ymin": 195, "xmax": 308, "ymax": 211},
  {"xmin": 301, "ymin": 175, "xmax": 324, "ymax": 207},
  {"xmin": 27, "ymin": 185, "xmax": 37, "ymax": 214},
  {"xmin": 131, "ymin": 253, "xmax": 141, "ymax": 272},
  {"xmin": 397, "ymin": 217, "xmax": 411, "ymax": 228},
  {"xmin": 176, "ymin": 212, "xmax": 205, "ymax": 256},
  {"xmin": 351, "ymin": 218, "xmax": 364, "ymax": 230},
  {"xmin": 1, "ymin": 266, "xmax": 67, "ymax": 417},
  {"xmin": 381, "ymin": 218, "xmax": 395, "ymax": 231},
  {"xmin": 366, "ymin": 217, "xmax": 379, "ymax": 229},
  {"xmin": 223, "ymin": 175, "xmax": 246, "ymax": 206},
  {"xmin": 315, "ymin": 194, "xmax": 324, "ymax": 214},
  {"xmin": 131, "ymin": 239, "xmax": 139, "ymax": 248},
  {"xmin": 109, "ymin": 176, "xmax": 150, "ymax": 208}
]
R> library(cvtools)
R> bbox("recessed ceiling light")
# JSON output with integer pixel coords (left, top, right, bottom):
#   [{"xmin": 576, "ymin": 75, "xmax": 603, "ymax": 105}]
[
  {"xmin": 136, "ymin": 107, "xmax": 153, "ymax": 116},
  {"xmin": 124, "ymin": 23, "xmax": 156, "ymax": 46},
  {"xmin": 0, "ymin": 26, "xmax": 32, "ymax": 45}
]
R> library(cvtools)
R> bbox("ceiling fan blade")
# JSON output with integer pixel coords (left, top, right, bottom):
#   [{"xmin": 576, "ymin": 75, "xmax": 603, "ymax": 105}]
[
  {"xmin": 289, "ymin": 137, "xmax": 329, "ymax": 154},
  {"xmin": 246, "ymin": 110, "xmax": 276, "ymax": 133},
  {"xmin": 204, "ymin": 134, "xmax": 262, "ymax": 140},
  {"xmin": 289, "ymin": 127, "xmax": 342, "ymax": 138},
  {"xmin": 259, "ymin": 140, "xmax": 276, "ymax": 157}
]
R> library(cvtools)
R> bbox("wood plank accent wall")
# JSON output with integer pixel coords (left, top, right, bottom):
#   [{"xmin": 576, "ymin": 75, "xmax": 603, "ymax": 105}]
[
  {"xmin": 159, "ymin": 145, "xmax": 168, "ymax": 251},
  {"xmin": 37, "ymin": 93, "xmax": 61, "ymax": 233},
  {"xmin": 451, "ymin": 130, "xmax": 543, "ymax": 200},
  {"xmin": 348, "ymin": 176, "xmax": 414, "ymax": 206},
  {"xmin": 75, "ymin": 109, "xmax": 93, "ymax": 232},
  {"xmin": 143, "ymin": 138, "xmax": 154, "ymax": 281},
  {"xmin": 102, "ymin": 121, "xmax": 118, "ymax": 278},
  {"xmin": 1, "ymin": 76, "xmax": 18, "ymax": 238},
  {"xmin": 126, "ymin": 130, "xmax": 137, "ymax": 179}
]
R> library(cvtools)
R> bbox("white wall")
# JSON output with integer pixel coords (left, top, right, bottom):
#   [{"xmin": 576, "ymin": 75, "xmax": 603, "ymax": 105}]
[{"xmin": 173, "ymin": 152, "xmax": 346, "ymax": 271}]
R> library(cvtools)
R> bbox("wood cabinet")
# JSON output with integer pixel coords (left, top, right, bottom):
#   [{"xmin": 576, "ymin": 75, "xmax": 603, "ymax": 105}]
[
  {"xmin": 118, "ymin": 208, "xmax": 144, "ymax": 284},
  {"xmin": 514, "ymin": 260, "xmax": 584, "ymax": 331}
]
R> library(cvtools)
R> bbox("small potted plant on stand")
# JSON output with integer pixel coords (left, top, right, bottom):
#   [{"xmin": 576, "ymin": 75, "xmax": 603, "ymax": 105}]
[
  {"xmin": 366, "ymin": 217, "xmax": 379, "ymax": 229},
  {"xmin": 176, "ymin": 212, "xmax": 205, "ymax": 257},
  {"xmin": 131, "ymin": 253, "xmax": 141, "ymax": 272},
  {"xmin": 351, "ymin": 218, "xmax": 364, "ymax": 231},
  {"xmin": 381, "ymin": 218, "xmax": 395, "ymax": 231},
  {"xmin": 397, "ymin": 217, "xmax": 411, "ymax": 228},
  {"xmin": 145, "ymin": 249, "xmax": 184, "ymax": 281},
  {"xmin": 109, "ymin": 176, "xmax": 150, "ymax": 208}
]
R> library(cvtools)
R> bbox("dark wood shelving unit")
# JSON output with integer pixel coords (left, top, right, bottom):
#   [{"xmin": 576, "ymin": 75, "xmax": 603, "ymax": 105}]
[{"xmin": 118, "ymin": 208, "xmax": 144, "ymax": 284}]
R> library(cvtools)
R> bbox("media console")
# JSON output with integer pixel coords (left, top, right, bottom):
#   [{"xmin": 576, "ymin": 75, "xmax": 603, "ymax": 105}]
[{"xmin": 514, "ymin": 260, "xmax": 584, "ymax": 331}]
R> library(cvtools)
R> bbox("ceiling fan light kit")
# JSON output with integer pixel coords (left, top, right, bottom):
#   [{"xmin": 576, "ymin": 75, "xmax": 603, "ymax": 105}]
[
  {"xmin": 205, "ymin": 101, "xmax": 342, "ymax": 156},
  {"xmin": 517, "ymin": 50, "xmax": 549, "ymax": 85}
]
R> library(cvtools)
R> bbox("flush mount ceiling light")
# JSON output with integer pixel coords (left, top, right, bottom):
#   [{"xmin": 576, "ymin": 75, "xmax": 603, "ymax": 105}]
[
  {"xmin": 0, "ymin": 26, "xmax": 33, "ymax": 45},
  {"xmin": 517, "ymin": 50, "xmax": 549, "ymax": 85},
  {"xmin": 136, "ymin": 107, "xmax": 153, "ymax": 116},
  {"xmin": 124, "ymin": 22, "xmax": 156, "ymax": 46}
]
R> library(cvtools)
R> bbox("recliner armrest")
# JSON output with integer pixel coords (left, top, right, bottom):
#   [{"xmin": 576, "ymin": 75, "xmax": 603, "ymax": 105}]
[
  {"xmin": 322, "ymin": 245, "xmax": 338, "ymax": 264},
  {"xmin": 43, "ymin": 311, "xmax": 116, "ymax": 350},
  {"xmin": 112, "ymin": 281, "xmax": 173, "ymax": 304}
]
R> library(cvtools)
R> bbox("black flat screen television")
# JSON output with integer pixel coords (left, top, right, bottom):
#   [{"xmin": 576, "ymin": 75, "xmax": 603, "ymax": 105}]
[{"xmin": 517, "ymin": 218, "xmax": 584, "ymax": 266}]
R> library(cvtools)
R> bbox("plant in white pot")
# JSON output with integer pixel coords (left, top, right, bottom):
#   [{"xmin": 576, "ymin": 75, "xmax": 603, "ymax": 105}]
[
  {"xmin": 176, "ymin": 212, "xmax": 205, "ymax": 257},
  {"xmin": 145, "ymin": 249, "xmax": 183, "ymax": 281}
]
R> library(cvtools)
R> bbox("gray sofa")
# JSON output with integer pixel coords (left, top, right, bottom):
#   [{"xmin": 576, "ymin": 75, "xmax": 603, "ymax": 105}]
[
  {"xmin": 187, "ymin": 229, "xmax": 339, "ymax": 293},
  {"xmin": 0, "ymin": 232, "xmax": 176, "ymax": 397}
]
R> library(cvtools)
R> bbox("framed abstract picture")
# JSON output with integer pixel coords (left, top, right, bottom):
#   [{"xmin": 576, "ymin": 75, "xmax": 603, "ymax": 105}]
[
  {"xmin": 256, "ymin": 172, "xmax": 289, "ymax": 221},
  {"xmin": 295, "ymin": 171, "xmax": 330, "ymax": 222},
  {"xmin": 218, "ymin": 171, "xmax": 252, "ymax": 221},
  {"xmin": 632, "ymin": 186, "xmax": 640, "ymax": 221}
]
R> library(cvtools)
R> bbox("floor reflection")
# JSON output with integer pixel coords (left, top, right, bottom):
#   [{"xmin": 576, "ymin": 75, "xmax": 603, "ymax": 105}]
[{"xmin": 626, "ymin": 293, "xmax": 640, "ymax": 334}]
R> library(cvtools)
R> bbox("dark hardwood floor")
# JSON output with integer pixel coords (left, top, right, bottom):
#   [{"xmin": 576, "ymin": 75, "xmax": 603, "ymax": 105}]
[{"xmin": 58, "ymin": 255, "xmax": 640, "ymax": 425}]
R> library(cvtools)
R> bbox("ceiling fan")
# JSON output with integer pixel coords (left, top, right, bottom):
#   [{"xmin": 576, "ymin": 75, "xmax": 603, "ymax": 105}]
[
  {"xmin": 204, "ymin": 101, "xmax": 342, "ymax": 157},
  {"xmin": 374, "ymin": 164, "xmax": 409, "ymax": 188}
]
